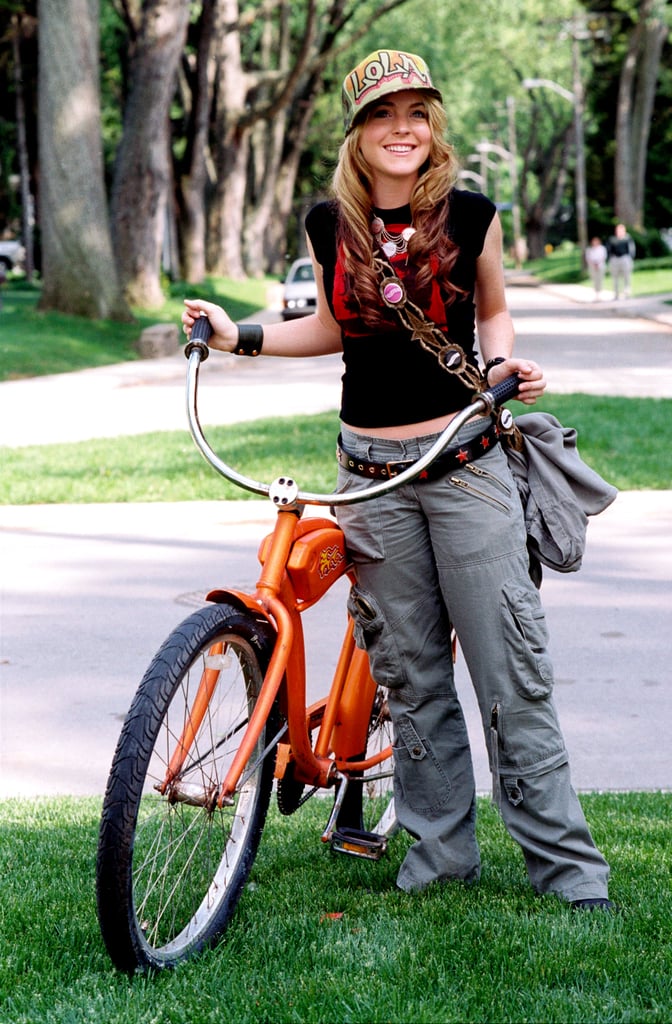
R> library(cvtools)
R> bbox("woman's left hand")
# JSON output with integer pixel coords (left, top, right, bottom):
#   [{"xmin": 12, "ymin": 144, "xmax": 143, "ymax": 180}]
[{"xmin": 487, "ymin": 358, "xmax": 546, "ymax": 405}]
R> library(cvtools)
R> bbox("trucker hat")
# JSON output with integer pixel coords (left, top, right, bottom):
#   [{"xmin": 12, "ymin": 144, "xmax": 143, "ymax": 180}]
[{"xmin": 342, "ymin": 49, "xmax": 442, "ymax": 135}]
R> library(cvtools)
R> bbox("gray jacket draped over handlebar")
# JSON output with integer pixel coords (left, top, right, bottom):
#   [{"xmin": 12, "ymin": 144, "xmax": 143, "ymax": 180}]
[{"xmin": 505, "ymin": 413, "xmax": 618, "ymax": 574}]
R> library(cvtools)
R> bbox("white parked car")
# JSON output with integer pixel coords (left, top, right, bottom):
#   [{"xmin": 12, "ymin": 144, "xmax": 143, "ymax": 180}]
[
  {"xmin": 281, "ymin": 257, "xmax": 317, "ymax": 320},
  {"xmin": 0, "ymin": 239, "xmax": 25, "ymax": 271}
]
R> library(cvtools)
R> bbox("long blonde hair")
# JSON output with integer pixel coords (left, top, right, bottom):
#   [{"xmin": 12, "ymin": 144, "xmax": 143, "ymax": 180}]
[{"xmin": 331, "ymin": 96, "xmax": 462, "ymax": 326}]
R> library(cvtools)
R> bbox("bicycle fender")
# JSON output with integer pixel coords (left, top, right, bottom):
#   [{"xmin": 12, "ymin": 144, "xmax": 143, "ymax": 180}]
[{"xmin": 206, "ymin": 588, "xmax": 274, "ymax": 624}]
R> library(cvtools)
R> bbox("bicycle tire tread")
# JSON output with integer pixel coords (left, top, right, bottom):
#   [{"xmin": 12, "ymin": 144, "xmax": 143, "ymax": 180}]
[{"xmin": 97, "ymin": 602, "xmax": 277, "ymax": 972}]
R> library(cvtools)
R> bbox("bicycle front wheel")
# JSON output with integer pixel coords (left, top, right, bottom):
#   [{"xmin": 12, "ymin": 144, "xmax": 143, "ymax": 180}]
[{"xmin": 96, "ymin": 602, "xmax": 277, "ymax": 972}]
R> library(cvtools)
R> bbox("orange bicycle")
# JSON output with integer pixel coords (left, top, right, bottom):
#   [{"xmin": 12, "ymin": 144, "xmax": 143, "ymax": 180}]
[{"xmin": 96, "ymin": 316, "xmax": 520, "ymax": 972}]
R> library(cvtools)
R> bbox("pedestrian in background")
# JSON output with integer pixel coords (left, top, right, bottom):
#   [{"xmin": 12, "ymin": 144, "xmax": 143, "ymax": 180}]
[
  {"xmin": 607, "ymin": 224, "xmax": 636, "ymax": 299},
  {"xmin": 585, "ymin": 236, "xmax": 607, "ymax": 300}
]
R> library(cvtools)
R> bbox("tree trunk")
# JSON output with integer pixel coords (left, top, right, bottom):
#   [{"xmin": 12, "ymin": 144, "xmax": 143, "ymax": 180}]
[
  {"xmin": 110, "ymin": 0, "xmax": 190, "ymax": 308},
  {"xmin": 525, "ymin": 220, "xmax": 547, "ymax": 261},
  {"xmin": 194, "ymin": 0, "xmax": 416, "ymax": 280},
  {"xmin": 614, "ymin": 0, "xmax": 668, "ymax": 229},
  {"xmin": 37, "ymin": 0, "xmax": 129, "ymax": 319},
  {"xmin": 244, "ymin": 113, "xmax": 289, "ymax": 275},
  {"xmin": 241, "ymin": 0, "xmax": 323, "ymax": 274},
  {"xmin": 519, "ymin": 106, "xmax": 572, "ymax": 259},
  {"xmin": 209, "ymin": 127, "xmax": 250, "ymax": 279},
  {"xmin": 11, "ymin": 14, "xmax": 35, "ymax": 283},
  {"xmin": 208, "ymin": 0, "xmax": 248, "ymax": 278},
  {"xmin": 177, "ymin": 0, "xmax": 217, "ymax": 284},
  {"xmin": 632, "ymin": 7, "xmax": 668, "ymax": 224},
  {"xmin": 266, "ymin": 71, "xmax": 324, "ymax": 272}
]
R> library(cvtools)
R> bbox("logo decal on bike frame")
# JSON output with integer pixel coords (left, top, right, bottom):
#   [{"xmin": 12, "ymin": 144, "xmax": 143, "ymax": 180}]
[{"xmin": 319, "ymin": 544, "xmax": 345, "ymax": 579}]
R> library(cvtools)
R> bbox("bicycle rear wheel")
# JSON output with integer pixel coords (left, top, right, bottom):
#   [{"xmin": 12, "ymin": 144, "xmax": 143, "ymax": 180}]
[
  {"xmin": 362, "ymin": 686, "xmax": 397, "ymax": 836},
  {"xmin": 96, "ymin": 601, "xmax": 277, "ymax": 972}
]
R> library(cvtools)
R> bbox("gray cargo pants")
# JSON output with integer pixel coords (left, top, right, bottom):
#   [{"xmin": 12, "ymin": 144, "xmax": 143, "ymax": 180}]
[{"xmin": 336, "ymin": 419, "xmax": 610, "ymax": 902}]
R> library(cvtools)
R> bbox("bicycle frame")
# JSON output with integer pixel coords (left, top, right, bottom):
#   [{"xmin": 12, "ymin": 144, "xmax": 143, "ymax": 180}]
[
  {"xmin": 164, "ymin": 325, "xmax": 519, "ymax": 825},
  {"xmin": 161, "ymin": 501, "xmax": 386, "ymax": 821}
]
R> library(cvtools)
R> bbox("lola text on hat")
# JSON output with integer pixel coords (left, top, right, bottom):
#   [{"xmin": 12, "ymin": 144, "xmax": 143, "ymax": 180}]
[{"xmin": 342, "ymin": 50, "xmax": 442, "ymax": 135}]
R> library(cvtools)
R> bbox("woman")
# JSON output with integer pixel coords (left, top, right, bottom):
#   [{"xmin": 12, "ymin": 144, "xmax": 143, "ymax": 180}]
[
  {"xmin": 585, "ymin": 236, "xmax": 607, "ymax": 299},
  {"xmin": 182, "ymin": 49, "xmax": 613, "ymax": 910}
]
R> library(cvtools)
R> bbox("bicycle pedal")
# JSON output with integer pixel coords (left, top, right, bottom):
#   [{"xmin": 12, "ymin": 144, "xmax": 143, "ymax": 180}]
[{"xmin": 330, "ymin": 827, "xmax": 387, "ymax": 861}]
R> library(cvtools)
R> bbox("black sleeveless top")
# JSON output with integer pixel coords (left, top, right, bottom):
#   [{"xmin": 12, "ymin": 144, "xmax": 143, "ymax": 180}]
[{"xmin": 305, "ymin": 189, "xmax": 496, "ymax": 429}]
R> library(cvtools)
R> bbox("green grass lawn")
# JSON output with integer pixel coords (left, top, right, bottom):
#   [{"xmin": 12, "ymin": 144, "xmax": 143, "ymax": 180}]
[
  {"xmin": 525, "ymin": 250, "xmax": 672, "ymax": 295},
  {"xmin": 0, "ymin": 276, "xmax": 270, "ymax": 381},
  {"xmin": 1, "ymin": 792, "xmax": 670, "ymax": 1023},
  {"xmin": 1, "ymin": 394, "xmax": 670, "ymax": 505}
]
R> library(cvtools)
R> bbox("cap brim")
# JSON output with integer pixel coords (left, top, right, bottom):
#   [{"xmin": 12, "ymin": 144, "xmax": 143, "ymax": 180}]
[{"xmin": 346, "ymin": 84, "xmax": 442, "ymax": 134}]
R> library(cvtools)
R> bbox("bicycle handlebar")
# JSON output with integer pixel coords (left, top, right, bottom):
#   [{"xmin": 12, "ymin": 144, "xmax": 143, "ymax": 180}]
[
  {"xmin": 184, "ymin": 312, "xmax": 213, "ymax": 360},
  {"xmin": 184, "ymin": 315, "xmax": 520, "ymax": 509}
]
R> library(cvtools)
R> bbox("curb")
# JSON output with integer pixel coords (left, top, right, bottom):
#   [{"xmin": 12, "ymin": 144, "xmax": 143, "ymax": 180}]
[{"xmin": 505, "ymin": 272, "xmax": 672, "ymax": 329}]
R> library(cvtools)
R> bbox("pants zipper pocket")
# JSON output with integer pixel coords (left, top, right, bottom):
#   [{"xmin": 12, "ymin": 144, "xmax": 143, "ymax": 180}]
[
  {"xmin": 466, "ymin": 462, "xmax": 512, "ymax": 495},
  {"xmin": 449, "ymin": 475, "xmax": 509, "ymax": 513}
]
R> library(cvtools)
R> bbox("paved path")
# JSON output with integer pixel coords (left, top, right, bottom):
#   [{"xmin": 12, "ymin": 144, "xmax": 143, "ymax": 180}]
[
  {"xmin": 0, "ymin": 281, "xmax": 670, "ymax": 798},
  {"xmin": 1, "ymin": 282, "xmax": 671, "ymax": 449}
]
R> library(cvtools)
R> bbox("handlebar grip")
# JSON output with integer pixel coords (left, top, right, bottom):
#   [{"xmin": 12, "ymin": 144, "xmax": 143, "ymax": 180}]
[
  {"xmin": 191, "ymin": 314, "xmax": 213, "ymax": 343},
  {"xmin": 184, "ymin": 314, "xmax": 212, "ymax": 361},
  {"xmin": 486, "ymin": 373, "xmax": 520, "ymax": 407}
]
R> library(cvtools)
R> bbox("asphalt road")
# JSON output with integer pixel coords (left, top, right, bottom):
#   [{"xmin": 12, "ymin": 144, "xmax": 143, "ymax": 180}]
[
  {"xmin": 1, "ymin": 281, "xmax": 671, "ymax": 798},
  {"xmin": 1, "ymin": 282, "xmax": 671, "ymax": 450}
]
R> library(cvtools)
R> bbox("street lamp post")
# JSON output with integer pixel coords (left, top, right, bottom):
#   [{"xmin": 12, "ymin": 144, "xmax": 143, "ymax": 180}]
[
  {"xmin": 522, "ymin": 71, "xmax": 588, "ymax": 268},
  {"xmin": 467, "ymin": 151, "xmax": 501, "ymax": 200},
  {"xmin": 474, "ymin": 139, "xmax": 523, "ymax": 269},
  {"xmin": 458, "ymin": 169, "xmax": 486, "ymax": 190},
  {"xmin": 506, "ymin": 96, "xmax": 523, "ymax": 268}
]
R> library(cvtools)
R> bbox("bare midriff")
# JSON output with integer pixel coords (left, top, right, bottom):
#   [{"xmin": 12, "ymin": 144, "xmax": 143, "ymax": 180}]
[{"xmin": 342, "ymin": 408, "xmax": 486, "ymax": 440}]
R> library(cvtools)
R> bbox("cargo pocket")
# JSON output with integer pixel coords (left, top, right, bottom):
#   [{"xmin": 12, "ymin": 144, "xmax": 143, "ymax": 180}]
[
  {"xmin": 491, "ymin": 699, "xmax": 567, "ymax": 780},
  {"xmin": 346, "ymin": 585, "xmax": 407, "ymax": 689},
  {"xmin": 393, "ymin": 714, "xmax": 452, "ymax": 817},
  {"xmin": 501, "ymin": 577, "xmax": 554, "ymax": 699}
]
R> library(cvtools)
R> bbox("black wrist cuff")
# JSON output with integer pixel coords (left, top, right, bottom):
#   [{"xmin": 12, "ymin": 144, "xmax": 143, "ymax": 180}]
[
  {"xmin": 485, "ymin": 356, "xmax": 506, "ymax": 379},
  {"xmin": 235, "ymin": 324, "xmax": 264, "ymax": 357}
]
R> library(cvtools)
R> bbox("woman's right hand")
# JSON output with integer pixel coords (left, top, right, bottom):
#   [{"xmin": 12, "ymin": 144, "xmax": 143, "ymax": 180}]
[{"xmin": 182, "ymin": 299, "xmax": 238, "ymax": 353}]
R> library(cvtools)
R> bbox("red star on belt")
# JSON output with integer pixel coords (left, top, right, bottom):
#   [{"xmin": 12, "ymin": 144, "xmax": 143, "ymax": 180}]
[
  {"xmin": 480, "ymin": 434, "xmax": 491, "ymax": 450},
  {"xmin": 456, "ymin": 448, "xmax": 470, "ymax": 464},
  {"xmin": 419, "ymin": 469, "xmax": 429, "ymax": 479}
]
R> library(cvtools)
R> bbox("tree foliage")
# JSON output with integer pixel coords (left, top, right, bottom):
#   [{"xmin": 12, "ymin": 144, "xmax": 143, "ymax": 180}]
[{"xmin": 0, "ymin": 0, "xmax": 669, "ymax": 320}]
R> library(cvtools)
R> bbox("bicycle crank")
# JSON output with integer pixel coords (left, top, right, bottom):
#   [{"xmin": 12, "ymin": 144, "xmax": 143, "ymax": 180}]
[
  {"xmin": 322, "ymin": 771, "xmax": 389, "ymax": 860},
  {"xmin": 330, "ymin": 826, "xmax": 388, "ymax": 861}
]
